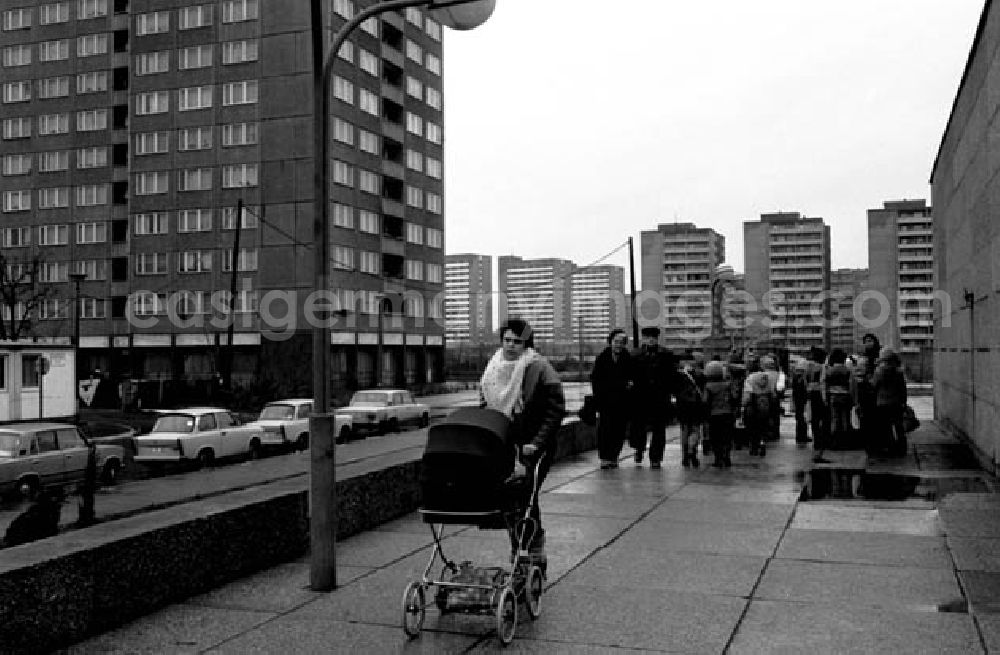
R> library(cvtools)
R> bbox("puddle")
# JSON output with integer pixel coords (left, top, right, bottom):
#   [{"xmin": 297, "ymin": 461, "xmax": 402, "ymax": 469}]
[{"xmin": 801, "ymin": 470, "xmax": 991, "ymax": 501}]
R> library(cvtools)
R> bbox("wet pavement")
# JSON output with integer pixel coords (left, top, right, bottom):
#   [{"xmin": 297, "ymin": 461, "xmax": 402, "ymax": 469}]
[{"xmin": 63, "ymin": 395, "xmax": 1000, "ymax": 653}]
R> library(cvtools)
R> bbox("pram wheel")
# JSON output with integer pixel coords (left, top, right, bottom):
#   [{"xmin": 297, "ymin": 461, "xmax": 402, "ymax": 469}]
[
  {"xmin": 495, "ymin": 585, "xmax": 518, "ymax": 645},
  {"xmin": 524, "ymin": 565, "xmax": 543, "ymax": 619},
  {"xmin": 401, "ymin": 581, "xmax": 426, "ymax": 638}
]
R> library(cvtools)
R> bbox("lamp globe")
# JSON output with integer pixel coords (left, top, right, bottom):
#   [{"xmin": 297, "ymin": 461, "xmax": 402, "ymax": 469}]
[{"xmin": 430, "ymin": 0, "xmax": 495, "ymax": 30}]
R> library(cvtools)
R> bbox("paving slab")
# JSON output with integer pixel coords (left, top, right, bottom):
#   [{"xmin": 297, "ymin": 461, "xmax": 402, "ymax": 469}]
[
  {"xmin": 978, "ymin": 614, "xmax": 1000, "ymax": 653},
  {"xmin": 373, "ymin": 512, "xmax": 470, "ymax": 536},
  {"xmin": 469, "ymin": 640, "xmax": 663, "ymax": 654},
  {"xmin": 535, "ymin": 513, "xmax": 635, "ymax": 545},
  {"xmin": 791, "ymin": 503, "xmax": 943, "ymax": 536},
  {"xmin": 614, "ymin": 520, "xmax": 784, "ymax": 557},
  {"xmin": 559, "ymin": 546, "xmax": 766, "ymax": 597},
  {"xmin": 776, "ymin": 528, "xmax": 953, "ymax": 568},
  {"xmin": 947, "ymin": 535, "xmax": 1000, "ymax": 571},
  {"xmin": 754, "ymin": 559, "xmax": 965, "ymax": 611},
  {"xmin": 536, "ymin": 491, "xmax": 664, "ymax": 519},
  {"xmin": 940, "ymin": 508, "xmax": 1000, "ymax": 537},
  {"xmin": 334, "ymin": 530, "xmax": 436, "ymax": 568},
  {"xmin": 550, "ymin": 474, "xmax": 686, "ymax": 498},
  {"xmin": 730, "ymin": 599, "xmax": 983, "ymax": 654},
  {"xmin": 940, "ymin": 493, "xmax": 1000, "ymax": 509},
  {"xmin": 512, "ymin": 583, "xmax": 745, "ymax": 653},
  {"xmin": 959, "ymin": 570, "xmax": 1000, "ymax": 614},
  {"xmin": 646, "ymin": 498, "xmax": 795, "ymax": 527},
  {"xmin": 669, "ymin": 482, "xmax": 802, "ymax": 504},
  {"xmin": 62, "ymin": 604, "xmax": 277, "ymax": 655}
]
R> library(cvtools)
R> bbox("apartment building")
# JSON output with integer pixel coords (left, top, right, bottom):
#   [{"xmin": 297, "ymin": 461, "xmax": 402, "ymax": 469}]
[
  {"xmin": 640, "ymin": 223, "xmax": 725, "ymax": 352},
  {"xmin": 497, "ymin": 256, "xmax": 575, "ymax": 347},
  {"xmin": 570, "ymin": 264, "xmax": 626, "ymax": 345},
  {"xmin": 744, "ymin": 212, "xmax": 831, "ymax": 356},
  {"xmin": 0, "ymin": 0, "xmax": 448, "ymax": 396},
  {"xmin": 830, "ymin": 268, "xmax": 867, "ymax": 356},
  {"xmin": 444, "ymin": 253, "xmax": 491, "ymax": 346},
  {"xmin": 867, "ymin": 199, "xmax": 934, "ymax": 377}
]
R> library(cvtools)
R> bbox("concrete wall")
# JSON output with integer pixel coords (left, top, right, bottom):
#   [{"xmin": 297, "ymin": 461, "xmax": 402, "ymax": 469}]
[
  {"xmin": 0, "ymin": 419, "xmax": 596, "ymax": 654},
  {"xmin": 930, "ymin": 1, "xmax": 1000, "ymax": 475}
]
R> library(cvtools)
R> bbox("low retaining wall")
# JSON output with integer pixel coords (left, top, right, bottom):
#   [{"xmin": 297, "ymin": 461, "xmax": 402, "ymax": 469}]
[{"xmin": 0, "ymin": 419, "xmax": 595, "ymax": 654}]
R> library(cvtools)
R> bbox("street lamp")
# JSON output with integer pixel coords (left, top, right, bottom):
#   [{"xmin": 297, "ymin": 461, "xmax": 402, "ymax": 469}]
[{"xmin": 309, "ymin": 0, "xmax": 496, "ymax": 591}]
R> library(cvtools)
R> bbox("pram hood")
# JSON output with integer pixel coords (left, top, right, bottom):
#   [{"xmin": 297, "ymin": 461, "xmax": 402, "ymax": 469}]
[{"xmin": 423, "ymin": 406, "xmax": 514, "ymax": 461}]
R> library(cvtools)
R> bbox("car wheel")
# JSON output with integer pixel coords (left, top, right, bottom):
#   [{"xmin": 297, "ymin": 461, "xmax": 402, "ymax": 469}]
[
  {"xmin": 337, "ymin": 426, "xmax": 351, "ymax": 444},
  {"xmin": 297, "ymin": 432, "xmax": 310, "ymax": 451},
  {"xmin": 389, "ymin": 418, "xmax": 400, "ymax": 433},
  {"xmin": 18, "ymin": 477, "xmax": 40, "ymax": 500},
  {"xmin": 248, "ymin": 439, "xmax": 262, "ymax": 461},
  {"xmin": 419, "ymin": 413, "xmax": 430, "ymax": 428},
  {"xmin": 101, "ymin": 460, "xmax": 121, "ymax": 486},
  {"xmin": 197, "ymin": 449, "xmax": 215, "ymax": 469},
  {"xmin": 378, "ymin": 420, "xmax": 389, "ymax": 436}
]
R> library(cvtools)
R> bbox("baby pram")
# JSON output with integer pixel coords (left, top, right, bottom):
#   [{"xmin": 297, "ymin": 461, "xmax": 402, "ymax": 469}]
[{"xmin": 401, "ymin": 407, "xmax": 545, "ymax": 645}]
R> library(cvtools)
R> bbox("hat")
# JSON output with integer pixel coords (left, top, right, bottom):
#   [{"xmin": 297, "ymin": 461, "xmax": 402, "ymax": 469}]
[{"xmin": 640, "ymin": 326, "xmax": 660, "ymax": 338}]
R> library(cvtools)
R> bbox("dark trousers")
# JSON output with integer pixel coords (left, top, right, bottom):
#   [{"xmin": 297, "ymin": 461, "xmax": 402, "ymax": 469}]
[
  {"xmin": 522, "ymin": 449, "xmax": 552, "ymax": 547},
  {"xmin": 809, "ymin": 392, "xmax": 829, "ymax": 450},
  {"xmin": 597, "ymin": 407, "xmax": 628, "ymax": 462},
  {"xmin": 708, "ymin": 414, "xmax": 734, "ymax": 461},
  {"xmin": 630, "ymin": 415, "xmax": 667, "ymax": 463},
  {"xmin": 794, "ymin": 400, "xmax": 809, "ymax": 441},
  {"xmin": 869, "ymin": 404, "xmax": 906, "ymax": 455}
]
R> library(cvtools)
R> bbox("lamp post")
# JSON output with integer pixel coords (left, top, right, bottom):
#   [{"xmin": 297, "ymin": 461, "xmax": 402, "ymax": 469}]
[
  {"xmin": 69, "ymin": 272, "xmax": 87, "ymax": 373},
  {"xmin": 309, "ymin": 0, "xmax": 495, "ymax": 591}
]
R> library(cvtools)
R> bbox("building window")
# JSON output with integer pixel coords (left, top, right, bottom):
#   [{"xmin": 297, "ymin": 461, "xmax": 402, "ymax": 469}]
[
  {"xmin": 405, "ymin": 39, "xmax": 422, "ymax": 64},
  {"xmin": 222, "ymin": 80, "xmax": 258, "ymax": 106},
  {"xmin": 76, "ymin": 71, "xmax": 108, "ymax": 94},
  {"xmin": 134, "ymin": 171, "xmax": 169, "ymax": 195},
  {"xmin": 76, "ymin": 221, "xmax": 107, "ymax": 244},
  {"xmin": 133, "ymin": 212, "xmax": 168, "ymax": 235},
  {"xmin": 405, "ymin": 186, "xmax": 423, "ymax": 208},
  {"xmin": 39, "ymin": 299, "xmax": 69, "ymax": 319},
  {"xmin": 3, "ymin": 117, "xmax": 31, "ymax": 139},
  {"xmin": 135, "ymin": 253, "xmax": 168, "ymax": 275},
  {"xmin": 221, "ymin": 205, "xmax": 258, "ymax": 229},
  {"xmin": 135, "ymin": 131, "xmax": 169, "ymax": 155},
  {"xmin": 425, "ymin": 53, "xmax": 441, "ymax": 75},
  {"xmin": 77, "ymin": 147, "xmax": 108, "ymax": 169},
  {"xmin": 359, "ymin": 251, "xmax": 379, "ymax": 274},
  {"xmin": 2, "ymin": 226, "xmax": 30, "ymax": 246},
  {"xmin": 79, "ymin": 298, "xmax": 106, "ymax": 318},
  {"xmin": 334, "ymin": 0, "xmax": 353, "ymax": 19},
  {"xmin": 179, "ymin": 4, "xmax": 212, "ymax": 30},
  {"xmin": 332, "ymin": 246, "xmax": 353, "ymax": 270},
  {"xmin": 136, "ymin": 51, "xmax": 169, "ymax": 75},
  {"xmin": 426, "ymin": 156, "xmax": 442, "ymax": 179},
  {"xmin": 337, "ymin": 40, "xmax": 353, "ymax": 62},
  {"xmin": 222, "ymin": 163, "xmax": 258, "ymax": 188},
  {"xmin": 136, "ymin": 90, "xmax": 169, "ymax": 115},
  {"xmin": 222, "ymin": 248, "xmax": 257, "ymax": 272},
  {"xmin": 358, "ymin": 129, "xmax": 379, "ymax": 155},
  {"xmin": 332, "ymin": 203, "xmax": 353, "ymax": 229},
  {"xmin": 78, "ymin": 0, "xmax": 108, "ymax": 19},
  {"xmin": 359, "ymin": 16, "xmax": 378, "ymax": 37},
  {"xmin": 179, "ymin": 85, "xmax": 212, "ymax": 111},
  {"xmin": 222, "ymin": 0, "xmax": 258, "ymax": 23},
  {"xmin": 2, "ymin": 190, "xmax": 31, "ymax": 212},
  {"xmin": 38, "ymin": 224, "xmax": 69, "ymax": 245},
  {"xmin": 359, "ymin": 210, "xmax": 379, "ymax": 234},
  {"xmin": 178, "ymin": 209, "xmax": 212, "ymax": 232},
  {"xmin": 132, "ymin": 291, "xmax": 165, "ymax": 316},
  {"xmin": 40, "ymin": 3, "xmax": 70, "ymax": 25},
  {"xmin": 358, "ymin": 170, "xmax": 379, "ymax": 195},
  {"xmin": 406, "ymin": 222, "xmax": 424, "ymax": 244},
  {"xmin": 178, "ymin": 44, "xmax": 213, "ymax": 69},
  {"xmin": 3, "ymin": 81, "xmax": 32, "ymax": 103},
  {"xmin": 359, "ymin": 89, "xmax": 379, "ymax": 116},
  {"xmin": 405, "ymin": 259, "xmax": 424, "ymax": 281},
  {"xmin": 222, "ymin": 122, "xmax": 258, "ymax": 147},
  {"xmin": 333, "ymin": 118, "xmax": 354, "ymax": 145},
  {"xmin": 178, "ymin": 250, "xmax": 212, "ymax": 273},
  {"xmin": 39, "ymin": 151, "xmax": 69, "ymax": 173},
  {"xmin": 176, "ymin": 126, "xmax": 212, "ymax": 152},
  {"xmin": 77, "ymin": 33, "xmax": 108, "ymax": 57},
  {"xmin": 333, "ymin": 160, "xmax": 353, "ymax": 187},
  {"xmin": 2, "ymin": 154, "xmax": 31, "ymax": 176},
  {"xmin": 136, "ymin": 11, "xmax": 169, "ymax": 35},
  {"xmin": 3, "ymin": 44, "xmax": 31, "ymax": 66},
  {"xmin": 359, "ymin": 49, "xmax": 379, "ymax": 76},
  {"xmin": 425, "ymin": 17, "xmax": 441, "ymax": 41},
  {"xmin": 426, "ymin": 263, "xmax": 442, "ymax": 283},
  {"xmin": 222, "ymin": 39, "xmax": 258, "ymax": 64},
  {"xmin": 406, "ymin": 76, "xmax": 423, "ymax": 100},
  {"xmin": 3, "ymin": 8, "xmax": 32, "ymax": 31},
  {"xmin": 76, "ymin": 184, "xmax": 108, "ymax": 207},
  {"xmin": 73, "ymin": 259, "xmax": 107, "ymax": 281},
  {"xmin": 426, "ymin": 122, "xmax": 442, "ymax": 144},
  {"xmin": 39, "ymin": 39, "xmax": 70, "ymax": 62},
  {"xmin": 406, "ymin": 7, "xmax": 422, "ymax": 25},
  {"xmin": 179, "ymin": 168, "xmax": 213, "ymax": 192},
  {"xmin": 333, "ymin": 76, "xmax": 353, "ymax": 104},
  {"xmin": 405, "ymin": 296, "xmax": 424, "ymax": 318},
  {"xmin": 38, "ymin": 187, "xmax": 70, "ymax": 209},
  {"xmin": 426, "ymin": 227, "xmax": 442, "ymax": 248},
  {"xmin": 425, "ymin": 87, "xmax": 441, "ymax": 110},
  {"xmin": 406, "ymin": 112, "xmax": 423, "ymax": 136},
  {"xmin": 76, "ymin": 108, "xmax": 107, "ymax": 131}
]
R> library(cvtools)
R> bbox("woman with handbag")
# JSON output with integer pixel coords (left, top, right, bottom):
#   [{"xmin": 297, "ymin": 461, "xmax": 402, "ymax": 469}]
[
  {"xmin": 871, "ymin": 346, "xmax": 908, "ymax": 456},
  {"xmin": 590, "ymin": 329, "xmax": 633, "ymax": 469}
]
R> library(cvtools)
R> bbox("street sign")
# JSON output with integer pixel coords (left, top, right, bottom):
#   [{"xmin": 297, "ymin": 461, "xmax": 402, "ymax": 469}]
[{"xmin": 36, "ymin": 355, "xmax": 50, "ymax": 375}]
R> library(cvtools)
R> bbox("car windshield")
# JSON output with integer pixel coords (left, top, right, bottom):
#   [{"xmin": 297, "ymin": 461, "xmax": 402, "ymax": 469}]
[
  {"xmin": 0, "ymin": 432, "xmax": 19, "ymax": 458},
  {"xmin": 350, "ymin": 392, "xmax": 387, "ymax": 406},
  {"xmin": 260, "ymin": 404, "xmax": 295, "ymax": 420},
  {"xmin": 151, "ymin": 414, "xmax": 196, "ymax": 433}
]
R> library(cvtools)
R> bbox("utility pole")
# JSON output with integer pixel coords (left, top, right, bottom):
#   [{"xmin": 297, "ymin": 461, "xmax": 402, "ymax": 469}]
[
  {"xmin": 224, "ymin": 199, "xmax": 243, "ymax": 389},
  {"xmin": 628, "ymin": 236, "xmax": 639, "ymax": 346}
]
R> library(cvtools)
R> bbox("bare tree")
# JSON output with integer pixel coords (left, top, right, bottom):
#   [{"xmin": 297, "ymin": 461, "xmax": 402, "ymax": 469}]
[{"xmin": 0, "ymin": 253, "xmax": 53, "ymax": 341}]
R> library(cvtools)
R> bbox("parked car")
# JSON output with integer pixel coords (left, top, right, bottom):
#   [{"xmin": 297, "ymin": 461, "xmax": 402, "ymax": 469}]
[
  {"xmin": 337, "ymin": 389, "xmax": 430, "ymax": 435},
  {"xmin": 245, "ymin": 399, "xmax": 354, "ymax": 449},
  {"xmin": 133, "ymin": 408, "xmax": 265, "ymax": 467},
  {"xmin": 0, "ymin": 422, "xmax": 125, "ymax": 498}
]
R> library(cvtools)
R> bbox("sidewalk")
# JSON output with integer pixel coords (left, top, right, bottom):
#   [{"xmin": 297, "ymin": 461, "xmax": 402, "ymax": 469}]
[{"xmin": 65, "ymin": 398, "xmax": 999, "ymax": 654}]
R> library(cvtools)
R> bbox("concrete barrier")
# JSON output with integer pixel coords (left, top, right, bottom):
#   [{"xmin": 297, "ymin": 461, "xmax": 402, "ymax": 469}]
[{"xmin": 0, "ymin": 419, "xmax": 595, "ymax": 654}]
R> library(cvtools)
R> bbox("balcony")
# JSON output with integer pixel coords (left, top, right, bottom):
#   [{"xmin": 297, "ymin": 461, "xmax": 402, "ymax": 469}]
[
  {"xmin": 381, "ymin": 236, "xmax": 405, "ymax": 257},
  {"xmin": 382, "ymin": 11, "xmax": 404, "ymax": 30},
  {"xmin": 381, "ymin": 119, "xmax": 404, "ymax": 144},
  {"xmin": 381, "ymin": 198, "xmax": 404, "ymax": 217},
  {"xmin": 381, "ymin": 81, "xmax": 404, "ymax": 105},
  {"xmin": 380, "ymin": 42, "xmax": 405, "ymax": 69},
  {"xmin": 381, "ymin": 160, "xmax": 404, "ymax": 180}
]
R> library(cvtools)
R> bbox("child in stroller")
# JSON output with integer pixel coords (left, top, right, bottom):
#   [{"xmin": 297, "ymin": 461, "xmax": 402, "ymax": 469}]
[{"xmin": 402, "ymin": 407, "xmax": 546, "ymax": 645}]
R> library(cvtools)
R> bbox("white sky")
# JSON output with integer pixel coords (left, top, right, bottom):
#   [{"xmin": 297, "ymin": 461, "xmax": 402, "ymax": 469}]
[{"xmin": 442, "ymin": 0, "xmax": 984, "ymax": 282}]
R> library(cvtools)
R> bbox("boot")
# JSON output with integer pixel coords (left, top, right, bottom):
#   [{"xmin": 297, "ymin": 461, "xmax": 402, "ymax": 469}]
[
  {"xmin": 682, "ymin": 454, "xmax": 691, "ymax": 467},
  {"xmin": 690, "ymin": 449, "xmax": 700, "ymax": 468}
]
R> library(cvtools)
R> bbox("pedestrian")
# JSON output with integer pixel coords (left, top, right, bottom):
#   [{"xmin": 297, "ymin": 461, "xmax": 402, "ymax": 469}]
[
  {"xmin": 825, "ymin": 348, "xmax": 854, "ymax": 448},
  {"xmin": 742, "ymin": 366, "xmax": 777, "ymax": 457},
  {"xmin": 703, "ymin": 360, "xmax": 737, "ymax": 467},
  {"xmin": 759, "ymin": 355, "xmax": 782, "ymax": 442},
  {"xmin": 725, "ymin": 352, "xmax": 748, "ymax": 450},
  {"xmin": 791, "ymin": 359, "xmax": 811, "ymax": 443},
  {"xmin": 629, "ymin": 326, "xmax": 676, "ymax": 469},
  {"xmin": 479, "ymin": 318, "xmax": 566, "ymax": 570},
  {"xmin": 871, "ymin": 346, "xmax": 908, "ymax": 456},
  {"xmin": 674, "ymin": 362, "xmax": 705, "ymax": 468},
  {"xmin": 805, "ymin": 346, "xmax": 829, "ymax": 450},
  {"xmin": 590, "ymin": 328, "xmax": 632, "ymax": 469},
  {"xmin": 856, "ymin": 333, "xmax": 881, "ymax": 443}
]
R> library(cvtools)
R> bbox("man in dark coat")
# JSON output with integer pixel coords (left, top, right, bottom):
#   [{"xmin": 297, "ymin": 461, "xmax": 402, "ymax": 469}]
[
  {"xmin": 591, "ymin": 329, "xmax": 632, "ymax": 469},
  {"xmin": 629, "ymin": 326, "xmax": 676, "ymax": 469},
  {"xmin": 856, "ymin": 332, "xmax": 881, "ymax": 443}
]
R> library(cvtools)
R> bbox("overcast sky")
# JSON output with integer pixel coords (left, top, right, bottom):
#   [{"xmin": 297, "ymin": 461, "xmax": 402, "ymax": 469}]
[{"xmin": 442, "ymin": 0, "xmax": 984, "ymax": 282}]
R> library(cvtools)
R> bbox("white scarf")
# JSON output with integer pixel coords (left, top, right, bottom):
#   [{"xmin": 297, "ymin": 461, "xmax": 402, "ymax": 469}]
[{"xmin": 480, "ymin": 347, "xmax": 540, "ymax": 418}]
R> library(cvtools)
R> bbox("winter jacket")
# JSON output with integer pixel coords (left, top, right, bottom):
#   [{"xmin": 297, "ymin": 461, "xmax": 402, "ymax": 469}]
[
  {"xmin": 703, "ymin": 379, "xmax": 737, "ymax": 417},
  {"xmin": 825, "ymin": 364, "xmax": 852, "ymax": 398},
  {"xmin": 630, "ymin": 345, "xmax": 676, "ymax": 419},
  {"xmin": 590, "ymin": 347, "xmax": 632, "ymax": 411},
  {"xmin": 872, "ymin": 362, "xmax": 907, "ymax": 409}
]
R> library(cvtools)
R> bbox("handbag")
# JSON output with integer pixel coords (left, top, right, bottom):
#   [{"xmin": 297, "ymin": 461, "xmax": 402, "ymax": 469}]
[
  {"xmin": 579, "ymin": 394, "xmax": 597, "ymax": 426},
  {"xmin": 902, "ymin": 404, "xmax": 920, "ymax": 433}
]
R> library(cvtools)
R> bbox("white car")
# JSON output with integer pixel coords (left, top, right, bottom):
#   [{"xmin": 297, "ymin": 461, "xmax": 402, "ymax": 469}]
[
  {"xmin": 337, "ymin": 389, "xmax": 430, "ymax": 436},
  {"xmin": 134, "ymin": 407, "xmax": 265, "ymax": 467},
  {"xmin": 245, "ymin": 399, "xmax": 354, "ymax": 449}
]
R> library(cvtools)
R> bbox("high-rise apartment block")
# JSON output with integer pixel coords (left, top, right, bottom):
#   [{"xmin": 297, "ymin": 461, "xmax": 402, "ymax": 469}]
[
  {"xmin": 744, "ymin": 212, "xmax": 831, "ymax": 356},
  {"xmin": 497, "ymin": 256, "xmax": 575, "ymax": 345},
  {"xmin": 444, "ymin": 253, "xmax": 491, "ymax": 346},
  {"xmin": 640, "ymin": 223, "xmax": 725, "ymax": 352},
  {"xmin": 830, "ymin": 268, "xmax": 867, "ymax": 356},
  {"xmin": 0, "ymin": 0, "xmax": 448, "ymax": 394},
  {"xmin": 571, "ymin": 265, "xmax": 626, "ymax": 344},
  {"xmin": 867, "ymin": 199, "xmax": 934, "ymax": 375}
]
